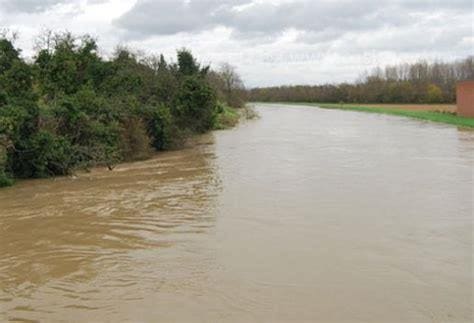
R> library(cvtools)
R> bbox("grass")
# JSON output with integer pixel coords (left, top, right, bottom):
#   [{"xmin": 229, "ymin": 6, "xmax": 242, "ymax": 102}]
[
  {"xmin": 272, "ymin": 102, "xmax": 474, "ymax": 129},
  {"xmin": 213, "ymin": 104, "xmax": 240, "ymax": 130},
  {"xmin": 213, "ymin": 104, "xmax": 260, "ymax": 130}
]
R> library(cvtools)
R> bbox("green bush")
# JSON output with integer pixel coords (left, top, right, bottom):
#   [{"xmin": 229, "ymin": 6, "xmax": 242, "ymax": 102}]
[
  {"xmin": 0, "ymin": 33, "xmax": 244, "ymax": 187},
  {"xmin": 22, "ymin": 131, "xmax": 75, "ymax": 178},
  {"xmin": 174, "ymin": 76, "xmax": 217, "ymax": 133},
  {"xmin": 213, "ymin": 102, "xmax": 239, "ymax": 130},
  {"xmin": 426, "ymin": 84, "xmax": 444, "ymax": 103},
  {"xmin": 0, "ymin": 141, "xmax": 12, "ymax": 187},
  {"xmin": 140, "ymin": 103, "xmax": 172, "ymax": 150},
  {"xmin": 0, "ymin": 172, "xmax": 13, "ymax": 187}
]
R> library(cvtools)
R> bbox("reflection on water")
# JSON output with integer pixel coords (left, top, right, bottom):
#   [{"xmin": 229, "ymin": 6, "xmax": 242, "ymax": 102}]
[{"xmin": 0, "ymin": 104, "xmax": 473, "ymax": 322}]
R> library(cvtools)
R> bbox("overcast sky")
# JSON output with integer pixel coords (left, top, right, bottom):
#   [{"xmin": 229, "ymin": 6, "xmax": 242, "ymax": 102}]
[{"xmin": 0, "ymin": 0, "xmax": 472, "ymax": 87}]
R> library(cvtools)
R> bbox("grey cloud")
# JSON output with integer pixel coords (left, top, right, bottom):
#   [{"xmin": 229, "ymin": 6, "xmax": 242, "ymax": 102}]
[
  {"xmin": 219, "ymin": 1, "xmax": 383, "ymax": 34},
  {"xmin": 398, "ymin": 0, "xmax": 472, "ymax": 10},
  {"xmin": 86, "ymin": 0, "xmax": 110, "ymax": 4},
  {"xmin": 1, "ymin": 0, "xmax": 470, "ymax": 86},
  {"xmin": 114, "ymin": 0, "xmax": 472, "ymax": 39},
  {"xmin": 114, "ymin": 0, "xmax": 249, "ymax": 36},
  {"xmin": 0, "ymin": 0, "xmax": 69, "ymax": 13}
]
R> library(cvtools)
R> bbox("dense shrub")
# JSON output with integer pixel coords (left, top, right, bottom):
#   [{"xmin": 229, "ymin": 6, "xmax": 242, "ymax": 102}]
[
  {"xmin": 0, "ymin": 139, "xmax": 12, "ymax": 187},
  {"xmin": 142, "ymin": 103, "xmax": 174, "ymax": 150},
  {"xmin": 174, "ymin": 76, "xmax": 217, "ymax": 133},
  {"xmin": 0, "ymin": 32, "xmax": 245, "ymax": 186},
  {"xmin": 21, "ymin": 131, "xmax": 75, "ymax": 178}
]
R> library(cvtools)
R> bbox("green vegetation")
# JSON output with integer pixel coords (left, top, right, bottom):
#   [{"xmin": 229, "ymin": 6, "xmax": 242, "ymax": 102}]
[
  {"xmin": 248, "ymin": 57, "xmax": 473, "ymax": 104},
  {"xmin": 285, "ymin": 103, "xmax": 474, "ymax": 128},
  {"xmin": 249, "ymin": 56, "xmax": 473, "ymax": 128},
  {"xmin": 213, "ymin": 103, "xmax": 240, "ymax": 130},
  {"xmin": 0, "ymin": 31, "xmax": 246, "ymax": 187},
  {"xmin": 213, "ymin": 104, "xmax": 259, "ymax": 130}
]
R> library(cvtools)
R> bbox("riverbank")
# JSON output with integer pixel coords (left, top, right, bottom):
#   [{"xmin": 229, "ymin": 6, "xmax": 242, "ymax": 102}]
[
  {"xmin": 0, "ymin": 105, "xmax": 257, "ymax": 188},
  {"xmin": 268, "ymin": 102, "xmax": 474, "ymax": 129},
  {"xmin": 215, "ymin": 104, "xmax": 260, "ymax": 130},
  {"xmin": 0, "ymin": 33, "xmax": 251, "ymax": 188},
  {"xmin": 213, "ymin": 105, "xmax": 240, "ymax": 130}
]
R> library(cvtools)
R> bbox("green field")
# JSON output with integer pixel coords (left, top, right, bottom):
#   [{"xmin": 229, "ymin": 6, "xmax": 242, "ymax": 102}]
[{"xmin": 276, "ymin": 103, "xmax": 474, "ymax": 129}]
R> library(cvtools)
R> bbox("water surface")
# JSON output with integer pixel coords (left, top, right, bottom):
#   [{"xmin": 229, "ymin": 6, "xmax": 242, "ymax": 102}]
[{"xmin": 1, "ymin": 104, "xmax": 473, "ymax": 322}]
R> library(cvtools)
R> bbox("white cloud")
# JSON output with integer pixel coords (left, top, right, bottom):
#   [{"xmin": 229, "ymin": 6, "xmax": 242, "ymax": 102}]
[{"xmin": 0, "ymin": 0, "xmax": 472, "ymax": 86}]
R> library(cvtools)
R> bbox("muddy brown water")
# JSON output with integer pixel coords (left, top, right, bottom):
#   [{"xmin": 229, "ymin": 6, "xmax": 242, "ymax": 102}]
[{"xmin": 0, "ymin": 104, "xmax": 473, "ymax": 322}]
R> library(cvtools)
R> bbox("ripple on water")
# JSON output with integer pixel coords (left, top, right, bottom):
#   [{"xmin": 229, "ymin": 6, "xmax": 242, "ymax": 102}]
[{"xmin": 1, "ymin": 107, "xmax": 473, "ymax": 322}]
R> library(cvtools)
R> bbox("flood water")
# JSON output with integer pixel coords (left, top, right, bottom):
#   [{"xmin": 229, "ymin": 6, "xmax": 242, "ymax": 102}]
[{"xmin": 0, "ymin": 104, "xmax": 473, "ymax": 322}]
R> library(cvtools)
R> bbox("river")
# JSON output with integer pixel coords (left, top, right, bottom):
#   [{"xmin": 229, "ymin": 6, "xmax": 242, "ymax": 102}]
[{"xmin": 0, "ymin": 104, "xmax": 473, "ymax": 322}]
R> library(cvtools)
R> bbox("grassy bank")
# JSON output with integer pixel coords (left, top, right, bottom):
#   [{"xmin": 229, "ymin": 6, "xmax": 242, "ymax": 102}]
[
  {"xmin": 213, "ymin": 104, "xmax": 260, "ymax": 130},
  {"xmin": 275, "ymin": 102, "xmax": 474, "ymax": 129},
  {"xmin": 213, "ymin": 104, "xmax": 240, "ymax": 130}
]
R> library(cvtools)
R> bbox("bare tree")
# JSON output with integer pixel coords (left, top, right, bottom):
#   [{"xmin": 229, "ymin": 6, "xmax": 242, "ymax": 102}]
[
  {"xmin": 34, "ymin": 29, "xmax": 54, "ymax": 53},
  {"xmin": 220, "ymin": 63, "xmax": 244, "ymax": 95},
  {"xmin": 210, "ymin": 63, "xmax": 246, "ymax": 108}
]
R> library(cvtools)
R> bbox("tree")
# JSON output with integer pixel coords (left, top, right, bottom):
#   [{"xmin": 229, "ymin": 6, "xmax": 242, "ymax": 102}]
[
  {"xmin": 0, "ymin": 38, "xmax": 20, "ymax": 74},
  {"xmin": 209, "ymin": 63, "xmax": 246, "ymax": 108},
  {"xmin": 0, "ymin": 32, "xmax": 244, "ymax": 187},
  {"xmin": 175, "ymin": 76, "xmax": 217, "ymax": 133},
  {"xmin": 0, "ymin": 135, "xmax": 12, "ymax": 186},
  {"xmin": 426, "ymin": 84, "xmax": 443, "ymax": 103},
  {"xmin": 177, "ymin": 49, "xmax": 201, "ymax": 76},
  {"xmin": 248, "ymin": 57, "xmax": 472, "ymax": 104}
]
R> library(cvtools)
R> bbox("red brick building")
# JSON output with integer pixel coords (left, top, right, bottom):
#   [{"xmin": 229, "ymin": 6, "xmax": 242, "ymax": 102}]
[{"xmin": 457, "ymin": 81, "xmax": 474, "ymax": 118}]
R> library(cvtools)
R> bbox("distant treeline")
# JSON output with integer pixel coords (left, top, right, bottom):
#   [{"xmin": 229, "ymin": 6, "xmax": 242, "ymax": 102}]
[
  {"xmin": 248, "ymin": 57, "xmax": 473, "ymax": 104},
  {"xmin": 0, "ymin": 31, "xmax": 246, "ymax": 186}
]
